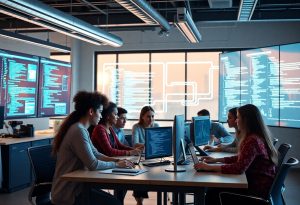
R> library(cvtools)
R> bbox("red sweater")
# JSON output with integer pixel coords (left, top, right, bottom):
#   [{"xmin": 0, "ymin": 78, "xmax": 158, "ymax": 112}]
[
  {"xmin": 91, "ymin": 124, "xmax": 133, "ymax": 156},
  {"xmin": 221, "ymin": 134, "xmax": 276, "ymax": 198}
]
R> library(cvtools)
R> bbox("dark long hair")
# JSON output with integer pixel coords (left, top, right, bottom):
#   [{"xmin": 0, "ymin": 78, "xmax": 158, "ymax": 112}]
[
  {"xmin": 52, "ymin": 91, "xmax": 108, "ymax": 154},
  {"xmin": 138, "ymin": 106, "xmax": 155, "ymax": 125},
  {"xmin": 99, "ymin": 102, "xmax": 117, "ymax": 125},
  {"xmin": 238, "ymin": 104, "xmax": 278, "ymax": 165}
]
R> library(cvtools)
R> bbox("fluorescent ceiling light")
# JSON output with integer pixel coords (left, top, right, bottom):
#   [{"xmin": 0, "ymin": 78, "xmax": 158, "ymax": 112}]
[
  {"xmin": 0, "ymin": 0, "xmax": 123, "ymax": 47},
  {"xmin": 175, "ymin": 8, "xmax": 202, "ymax": 43},
  {"xmin": 237, "ymin": 0, "xmax": 258, "ymax": 21},
  {"xmin": 0, "ymin": 29, "xmax": 70, "ymax": 53},
  {"xmin": 114, "ymin": 0, "xmax": 170, "ymax": 31}
]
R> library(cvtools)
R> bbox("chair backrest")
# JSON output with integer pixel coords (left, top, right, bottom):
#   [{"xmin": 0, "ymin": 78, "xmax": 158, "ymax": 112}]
[
  {"xmin": 277, "ymin": 143, "xmax": 292, "ymax": 168},
  {"xmin": 28, "ymin": 145, "xmax": 56, "ymax": 184},
  {"xmin": 273, "ymin": 138, "xmax": 279, "ymax": 146},
  {"xmin": 270, "ymin": 157, "xmax": 299, "ymax": 205}
]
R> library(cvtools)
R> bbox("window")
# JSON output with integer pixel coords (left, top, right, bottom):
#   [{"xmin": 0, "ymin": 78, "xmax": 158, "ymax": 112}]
[{"xmin": 96, "ymin": 51, "xmax": 220, "ymax": 125}]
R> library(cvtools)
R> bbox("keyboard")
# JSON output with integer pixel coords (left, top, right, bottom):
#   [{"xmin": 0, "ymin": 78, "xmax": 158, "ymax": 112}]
[
  {"xmin": 142, "ymin": 160, "xmax": 171, "ymax": 167},
  {"xmin": 111, "ymin": 168, "xmax": 140, "ymax": 173}
]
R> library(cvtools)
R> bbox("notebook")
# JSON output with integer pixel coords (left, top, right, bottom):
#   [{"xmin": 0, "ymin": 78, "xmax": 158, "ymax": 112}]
[{"xmin": 99, "ymin": 168, "xmax": 148, "ymax": 176}]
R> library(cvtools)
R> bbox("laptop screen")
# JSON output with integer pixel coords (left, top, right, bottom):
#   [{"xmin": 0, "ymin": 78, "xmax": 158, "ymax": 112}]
[{"xmin": 188, "ymin": 143, "xmax": 199, "ymax": 164}]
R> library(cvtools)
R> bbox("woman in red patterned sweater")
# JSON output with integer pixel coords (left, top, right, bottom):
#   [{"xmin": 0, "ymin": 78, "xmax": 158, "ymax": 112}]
[
  {"xmin": 91, "ymin": 102, "xmax": 142, "ymax": 156},
  {"xmin": 194, "ymin": 104, "xmax": 278, "ymax": 205}
]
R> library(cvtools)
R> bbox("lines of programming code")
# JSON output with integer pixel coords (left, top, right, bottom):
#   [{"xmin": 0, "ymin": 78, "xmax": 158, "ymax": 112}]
[
  {"xmin": 0, "ymin": 50, "xmax": 38, "ymax": 118},
  {"xmin": 241, "ymin": 47, "xmax": 280, "ymax": 126},
  {"xmin": 219, "ymin": 52, "xmax": 241, "ymax": 122},
  {"xmin": 219, "ymin": 43, "xmax": 300, "ymax": 128},
  {"xmin": 38, "ymin": 58, "xmax": 71, "ymax": 117},
  {"xmin": 280, "ymin": 43, "xmax": 300, "ymax": 127},
  {"xmin": 145, "ymin": 127, "xmax": 172, "ymax": 159}
]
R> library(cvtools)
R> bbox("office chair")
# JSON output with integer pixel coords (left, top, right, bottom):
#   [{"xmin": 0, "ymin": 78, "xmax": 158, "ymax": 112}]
[
  {"xmin": 219, "ymin": 157, "xmax": 299, "ymax": 205},
  {"xmin": 28, "ymin": 145, "xmax": 56, "ymax": 205},
  {"xmin": 277, "ymin": 143, "xmax": 291, "ymax": 168},
  {"xmin": 273, "ymin": 138, "xmax": 279, "ymax": 146}
]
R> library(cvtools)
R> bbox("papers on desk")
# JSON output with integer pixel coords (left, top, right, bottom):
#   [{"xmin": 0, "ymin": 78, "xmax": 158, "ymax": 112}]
[{"xmin": 99, "ymin": 168, "xmax": 148, "ymax": 176}]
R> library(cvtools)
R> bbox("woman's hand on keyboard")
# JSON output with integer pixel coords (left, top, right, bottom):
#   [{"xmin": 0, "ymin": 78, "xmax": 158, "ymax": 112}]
[{"xmin": 116, "ymin": 159, "xmax": 135, "ymax": 168}]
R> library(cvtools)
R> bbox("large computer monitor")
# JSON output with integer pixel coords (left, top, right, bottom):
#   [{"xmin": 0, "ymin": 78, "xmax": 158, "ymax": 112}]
[
  {"xmin": 0, "ymin": 49, "xmax": 39, "ymax": 119},
  {"xmin": 38, "ymin": 58, "xmax": 72, "ymax": 117},
  {"xmin": 144, "ymin": 127, "xmax": 172, "ymax": 160},
  {"xmin": 191, "ymin": 116, "xmax": 211, "ymax": 146},
  {"xmin": 166, "ymin": 114, "xmax": 187, "ymax": 172}
]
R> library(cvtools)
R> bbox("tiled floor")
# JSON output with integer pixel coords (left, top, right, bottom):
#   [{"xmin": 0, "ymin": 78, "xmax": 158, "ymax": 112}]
[{"xmin": 0, "ymin": 168, "xmax": 299, "ymax": 205}]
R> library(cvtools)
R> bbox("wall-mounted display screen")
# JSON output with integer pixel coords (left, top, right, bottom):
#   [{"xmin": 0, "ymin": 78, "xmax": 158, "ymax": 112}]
[
  {"xmin": 0, "ymin": 49, "xmax": 39, "ymax": 119},
  {"xmin": 38, "ymin": 58, "xmax": 71, "ymax": 117},
  {"xmin": 240, "ymin": 46, "xmax": 280, "ymax": 126},
  {"xmin": 219, "ymin": 51, "xmax": 241, "ymax": 122},
  {"xmin": 219, "ymin": 43, "xmax": 300, "ymax": 128},
  {"xmin": 280, "ymin": 43, "xmax": 300, "ymax": 128}
]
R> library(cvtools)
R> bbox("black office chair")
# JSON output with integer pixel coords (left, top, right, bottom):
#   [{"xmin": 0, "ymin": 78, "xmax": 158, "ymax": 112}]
[
  {"xmin": 219, "ymin": 157, "xmax": 299, "ymax": 205},
  {"xmin": 28, "ymin": 145, "xmax": 56, "ymax": 205},
  {"xmin": 277, "ymin": 143, "xmax": 292, "ymax": 168},
  {"xmin": 273, "ymin": 138, "xmax": 279, "ymax": 146}
]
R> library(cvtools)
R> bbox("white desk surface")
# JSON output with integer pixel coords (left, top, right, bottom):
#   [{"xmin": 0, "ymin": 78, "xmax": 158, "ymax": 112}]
[
  {"xmin": 0, "ymin": 129, "xmax": 54, "ymax": 145},
  {"xmin": 62, "ymin": 151, "xmax": 246, "ymax": 189}
]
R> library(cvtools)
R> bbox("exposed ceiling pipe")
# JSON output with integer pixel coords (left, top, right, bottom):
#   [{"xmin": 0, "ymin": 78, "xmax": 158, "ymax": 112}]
[
  {"xmin": 0, "ymin": 0, "xmax": 123, "ymax": 47},
  {"xmin": 114, "ymin": 0, "xmax": 171, "ymax": 31}
]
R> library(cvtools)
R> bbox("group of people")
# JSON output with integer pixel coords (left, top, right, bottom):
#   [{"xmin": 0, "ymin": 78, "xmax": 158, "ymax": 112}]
[
  {"xmin": 51, "ymin": 91, "xmax": 159, "ymax": 205},
  {"xmin": 51, "ymin": 90, "xmax": 278, "ymax": 205}
]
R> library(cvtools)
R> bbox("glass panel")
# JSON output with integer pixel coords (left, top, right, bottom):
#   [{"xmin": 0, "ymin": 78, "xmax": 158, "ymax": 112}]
[
  {"xmin": 50, "ymin": 55, "xmax": 71, "ymax": 62},
  {"xmin": 96, "ymin": 54, "xmax": 117, "ymax": 97},
  {"xmin": 186, "ymin": 52, "xmax": 220, "ymax": 121},
  {"xmin": 117, "ymin": 53, "xmax": 149, "ymax": 119},
  {"xmin": 151, "ymin": 53, "xmax": 185, "ymax": 120}
]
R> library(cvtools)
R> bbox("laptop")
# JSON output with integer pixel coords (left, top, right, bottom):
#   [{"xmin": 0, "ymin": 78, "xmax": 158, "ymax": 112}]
[
  {"xmin": 133, "ymin": 152, "xmax": 142, "ymax": 165},
  {"xmin": 188, "ymin": 143, "xmax": 199, "ymax": 164}
]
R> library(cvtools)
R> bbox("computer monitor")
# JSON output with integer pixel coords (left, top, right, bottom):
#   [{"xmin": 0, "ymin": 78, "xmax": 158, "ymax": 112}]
[
  {"xmin": 38, "ymin": 57, "xmax": 72, "ymax": 117},
  {"xmin": 145, "ymin": 127, "xmax": 172, "ymax": 160},
  {"xmin": 0, "ymin": 49, "xmax": 39, "ymax": 119},
  {"xmin": 166, "ymin": 114, "xmax": 187, "ymax": 172},
  {"xmin": 191, "ymin": 116, "xmax": 211, "ymax": 146}
]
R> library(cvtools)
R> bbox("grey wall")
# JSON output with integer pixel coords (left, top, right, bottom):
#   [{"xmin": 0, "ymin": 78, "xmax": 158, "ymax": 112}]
[
  {"xmin": 71, "ymin": 21, "xmax": 300, "ymax": 165},
  {"xmin": 0, "ymin": 33, "xmax": 70, "ymax": 133}
]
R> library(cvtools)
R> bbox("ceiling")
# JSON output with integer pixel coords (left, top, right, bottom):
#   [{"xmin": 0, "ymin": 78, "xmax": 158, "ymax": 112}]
[{"xmin": 0, "ymin": 0, "xmax": 300, "ymax": 33}]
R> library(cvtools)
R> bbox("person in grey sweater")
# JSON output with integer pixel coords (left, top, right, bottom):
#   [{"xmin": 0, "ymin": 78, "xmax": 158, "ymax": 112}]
[{"xmin": 51, "ymin": 91, "xmax": 132, "ymax": 205}]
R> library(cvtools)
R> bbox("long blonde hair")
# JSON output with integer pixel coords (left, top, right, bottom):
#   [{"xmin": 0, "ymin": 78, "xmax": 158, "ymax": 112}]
[{"xmin": 237, "ymin": 104, "xmax": 278, "ymax": 165}]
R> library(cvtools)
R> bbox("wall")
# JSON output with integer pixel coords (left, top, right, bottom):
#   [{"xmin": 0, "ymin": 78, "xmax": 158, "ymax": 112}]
[
  {"xmin": 72, "ymin": 21, "xmax": 300, "ymax": 165},
  {"xmin": 0, "ymin": 35, "xmax": 52, "ymax": 131},
  {"xmin": 1, "ymin": 21, "xmax": 299, "ymax": 162}
]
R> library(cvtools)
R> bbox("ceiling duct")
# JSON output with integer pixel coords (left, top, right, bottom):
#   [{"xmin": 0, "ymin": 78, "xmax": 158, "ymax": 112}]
[
  {"xmin": 0, "ymin": 0, "xmax": 123, "ymax": 47},
  {"xmin": 175, "ymin": 8, "xmax": 202, "ymax": 43},
  {"xmin": 114, "ymin": 0, "xmax": 171, "ymax": 31}
]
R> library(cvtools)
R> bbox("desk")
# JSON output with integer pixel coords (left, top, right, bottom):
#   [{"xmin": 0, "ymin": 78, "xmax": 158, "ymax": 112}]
[{"xmin": 61, "ymin": 159, "xmax": 247, "ymax": 205}]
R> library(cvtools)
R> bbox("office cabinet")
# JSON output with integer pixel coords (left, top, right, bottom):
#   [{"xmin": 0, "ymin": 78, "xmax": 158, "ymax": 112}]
[
  {"xmin": 1, "ymin": 142, "xmax": 31, "ymax": 192},
  {"xmin": 0, "ymin": 137, "xmax": 53, "ymax": 192}
]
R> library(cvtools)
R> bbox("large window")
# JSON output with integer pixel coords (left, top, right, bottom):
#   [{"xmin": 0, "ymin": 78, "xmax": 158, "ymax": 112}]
[{"xmin": 96, "ymin": 51, "xmax": 220, "ymax": 126}]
